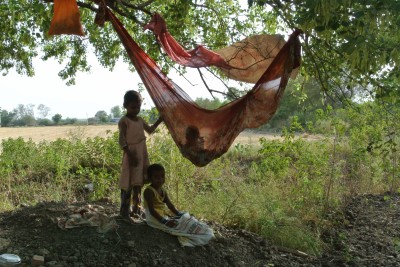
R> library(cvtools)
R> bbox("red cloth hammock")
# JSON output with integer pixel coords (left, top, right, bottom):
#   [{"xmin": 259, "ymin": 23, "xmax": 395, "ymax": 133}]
[
  {"xmin": 103, "ymin": 9, "xmax": 301, "ymax": 166},
  {"xmin": 143, "ymin": 13, "xmax": 232, "ymax": 70},
  {"xmin": 143, "ymin": 13, "xmax": 299, "ymax": 83}
]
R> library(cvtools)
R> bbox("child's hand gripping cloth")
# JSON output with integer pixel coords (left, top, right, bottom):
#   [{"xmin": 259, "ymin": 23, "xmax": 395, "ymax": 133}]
[{"xmin": 144, "ymin": 211, "xmax": 215, "ymax": 247}]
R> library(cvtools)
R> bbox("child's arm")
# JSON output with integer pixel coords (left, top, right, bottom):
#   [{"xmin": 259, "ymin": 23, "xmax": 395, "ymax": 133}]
[
  {"xmin": 164, "ymin": 192, "xmax": 183, "ymax": 216},
  {"xmin": 142, "ymin": 117, "xmax": 163, "ymax": 134},
  {"xmin": 144, "ymin": 188, "xmax": 177, "ymax": 227},
  {"xmin": 118, "ymin": 118, "xmax": 138, "ymax": 166}
]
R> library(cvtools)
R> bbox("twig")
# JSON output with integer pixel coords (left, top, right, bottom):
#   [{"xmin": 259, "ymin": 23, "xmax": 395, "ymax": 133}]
[{"xmin": 119, "ymin": 0, "xmax": 153, "ymax": 15}]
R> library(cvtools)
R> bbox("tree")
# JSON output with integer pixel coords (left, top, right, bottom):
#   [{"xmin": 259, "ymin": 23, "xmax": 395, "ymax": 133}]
[
  {"xmin": 95, "ymin": 110, "xmax": 108, "ymax": 123},
  {"xmin": 13, "ymin": 104, "xmax": 36, "ymax": 126},
  {"xmin": 63, "ymin": 117, "xmax": 78, "ymax": 125},
  {"xmin": 194, "ymin": 97, "xmax": 226, "ymax": 110},
  {"xmin": 52, "ymin": 113, "xmax": 62, "ymax": 125},
  {"xmin": 266, "ymin": 78, "xmax": 326, "ymax": 130},
  {"xmin": 249, "ymin": 0, "xmax": 400, "ymax": 103},
  {"xmin": 1, "ymin": 1, "xmax": 256, "ymax": 85},
  {"xmin": 87, "ymin": 117, "xmax": 97, "ymax": 125},
  {"xmin": 1, "ymin": 109, "xmax": 16, "ymax": 127},
  {"xmin": 37, "ymin": 104, "xmax": 51, "ymax": 119},
  {"xmin": 140, "ymin": 107, "xmax": 159, "ymax": 123},
  {"xmin": 37, "ymin": 118, "xmax": 52, "ymax": 126},
  {"xmin": 2, "ymin": 0, "xmax": 398, "ymax": 103},
  {"xmin": 110, "ymin": 105, "xmax": 122, "ymax": 118}
]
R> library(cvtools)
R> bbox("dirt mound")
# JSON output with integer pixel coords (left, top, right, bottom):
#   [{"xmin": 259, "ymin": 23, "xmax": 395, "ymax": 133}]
[
  {"xmin": 320, "ymin": 193, "xmax": 400, "ymax": 267},
  {"xmin": 1, "ymin": 193, "xmax": 400, "ymax": 266}
]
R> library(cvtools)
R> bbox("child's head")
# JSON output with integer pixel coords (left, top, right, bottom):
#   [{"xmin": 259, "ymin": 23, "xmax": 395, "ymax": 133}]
[
  {"xmin": 185, "ymin": 125, "xmax": 200, "ymax": 143},
  {"xmin": 147, "ymin": 164, "xmax": 165, "ymax": 187},
  {"xmin": 123, "ymin": 90, "xmax": 142, "ymax": 116},
  {"xmin": 185, "ymin": 125, "xmax": 204, "ymax": 149}
]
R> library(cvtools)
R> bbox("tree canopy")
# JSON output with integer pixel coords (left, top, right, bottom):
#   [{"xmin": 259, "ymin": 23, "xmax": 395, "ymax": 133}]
[{"xmin": 2, "ymin": 0, "xmax": 399, "ymax": 104}]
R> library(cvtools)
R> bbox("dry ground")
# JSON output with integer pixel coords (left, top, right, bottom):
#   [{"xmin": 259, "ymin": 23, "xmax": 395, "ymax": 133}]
[{"xmin": 1, "ymin": 193, "xmax": 400, "ymax": 266}]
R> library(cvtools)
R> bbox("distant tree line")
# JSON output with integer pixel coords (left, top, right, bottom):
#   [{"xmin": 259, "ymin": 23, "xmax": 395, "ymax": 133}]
[
  {"xmin": 0, "ymin": 103, "xmax": 174, "ymax": 127},
  {"xmin": 1, "ymin": 80, "xmax": 337, "ymax": 130},
  {"xmin": 0, "ymin": 104, "xmax": 125, "ymax": 127}
]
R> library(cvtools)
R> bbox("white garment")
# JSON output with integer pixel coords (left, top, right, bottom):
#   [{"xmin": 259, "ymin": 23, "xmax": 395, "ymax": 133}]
[{"xmin": 144, "ymin": 210, "xmax": 214, "ymax": 247}]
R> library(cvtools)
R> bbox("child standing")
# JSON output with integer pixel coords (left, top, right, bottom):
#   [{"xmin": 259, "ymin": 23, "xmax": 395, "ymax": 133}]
[
  {"xmin": 143, "ymin": 163, "xmax": 214, "ymax": 246},
  {"xmin": 118, "ymin": 90, "xmax": 163, "ymax": 218}
]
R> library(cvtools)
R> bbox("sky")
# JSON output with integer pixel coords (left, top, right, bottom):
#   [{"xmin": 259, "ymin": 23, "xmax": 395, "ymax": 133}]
[
  {"xmin": 0, "ymin": 54, "xmax": 218, "ymax": 119},
  {"xmin": 0, "ymin": 1, "xmax": 252, "ymax": 120}
]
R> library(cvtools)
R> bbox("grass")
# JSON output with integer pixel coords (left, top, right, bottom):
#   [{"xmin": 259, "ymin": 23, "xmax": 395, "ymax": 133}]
[{"xmin": 0, "ymin": 120, "xmax": 398, "ymax": 255}]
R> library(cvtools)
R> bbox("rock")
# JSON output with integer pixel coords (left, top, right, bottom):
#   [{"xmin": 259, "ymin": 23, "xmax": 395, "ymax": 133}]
[
  {"xmin": 46, "ymin": 260, "xmax": 61, "ymax": 267},
  {"xmin": 0, "ymin": 238, "xmax": 10, "ymax": 250},
  {"xmin": 37, "ymin": 248, "xmax": 50, "ymax": 256},
  {"xmin": 31, "ymin": 255, "xmax": 45, "ymax": 266}
]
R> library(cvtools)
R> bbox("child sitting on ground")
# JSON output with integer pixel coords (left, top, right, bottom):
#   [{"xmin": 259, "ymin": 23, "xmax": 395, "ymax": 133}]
[{"xmin": 143, "ymin": 163, "xmax": 214, "ymax": 247}]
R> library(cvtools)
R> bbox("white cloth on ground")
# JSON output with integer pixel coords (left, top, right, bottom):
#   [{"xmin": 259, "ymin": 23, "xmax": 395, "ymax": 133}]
[
  {"xmin": 144, "ymin": 210, "xmax": 214, "ymax": 247},
  {"xmin": 56, "ymin": 204, "xmax": 118, "ymax": 233}
]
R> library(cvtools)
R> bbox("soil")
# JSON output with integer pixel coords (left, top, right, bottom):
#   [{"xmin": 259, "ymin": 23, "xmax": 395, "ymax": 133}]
[{"xmin": 1, "ymin": 193, "xmax": 400, "ymax": 267}]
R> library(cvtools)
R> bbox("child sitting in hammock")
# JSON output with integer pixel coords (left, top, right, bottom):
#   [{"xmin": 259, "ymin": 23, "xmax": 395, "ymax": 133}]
[{"xmin": 143, "ymin": 163, "xmax": 214, "ymax": 247}]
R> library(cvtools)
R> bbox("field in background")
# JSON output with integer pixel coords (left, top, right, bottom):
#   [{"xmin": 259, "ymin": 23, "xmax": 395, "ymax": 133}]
[
  {"xmin": 0, "ymin": 125, "xmax": 312, "ymax": 145},
  {"xmin": 0, "ymin": 125, "xmax": 118, "ymax": 143}
]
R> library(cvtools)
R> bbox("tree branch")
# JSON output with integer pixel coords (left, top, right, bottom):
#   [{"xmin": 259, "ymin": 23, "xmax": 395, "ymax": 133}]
[
  {"xmin": 119, "ymin": 0, "xmax": 154, "ymax": 15},
  {"xmin": 197, "ymin": 68, "xmax": 233, "ymax": 99}
]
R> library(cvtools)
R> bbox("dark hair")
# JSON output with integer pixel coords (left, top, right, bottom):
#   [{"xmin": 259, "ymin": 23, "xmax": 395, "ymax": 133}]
[
  {"xmin": 147, "ymin": 163, "xmax": 165, "ymax": 178},
  {"xmin": 185, "ymin": 125, "xmax": 200, "ymax": 142},
  {"xmin": 123, "ymin": 90, "xmax": 142, "ymax": 108}
]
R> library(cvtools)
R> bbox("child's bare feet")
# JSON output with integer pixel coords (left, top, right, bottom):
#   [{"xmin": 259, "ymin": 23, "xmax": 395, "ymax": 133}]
[{"xmin": 130, "ymin": 206, "xmax": 145, "ymax": 221}]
